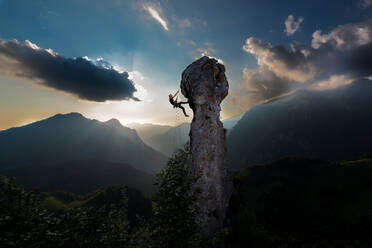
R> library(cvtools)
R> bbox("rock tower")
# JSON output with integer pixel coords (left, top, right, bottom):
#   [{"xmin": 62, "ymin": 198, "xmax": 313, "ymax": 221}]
[{"xmin": 180, "ymin": 56, "xmax": 232, "ymax": 237}]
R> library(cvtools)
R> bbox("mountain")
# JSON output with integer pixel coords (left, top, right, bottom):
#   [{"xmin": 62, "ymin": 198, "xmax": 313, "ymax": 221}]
[
  {"xmin": 137, "ymin": 115, "xmax": 243, "ymax": 157},
  {"xmin": 227, "ymin": 79, "xmax": 372, "ymax": 169},
  {"xmin": 0, "ymin": 113, "xmax": 167, "ymax": 174},
  {"xmin": 229, "ymin": 156, "xmax": 372, "ymax": 246},
  {"xmin": 148, "ymin": 122, "xmax": 191, "ymax": 156},
  {"xmin": 126, "ymin": 123, "xmax": 172, "ymax": 148},
  {"xmin": 222, "ymin": 113, "xmax": 244, "ymax": 130},
  {"xmin": 2, "ymin": 159, "xmax": 156, "ymax": 195}
]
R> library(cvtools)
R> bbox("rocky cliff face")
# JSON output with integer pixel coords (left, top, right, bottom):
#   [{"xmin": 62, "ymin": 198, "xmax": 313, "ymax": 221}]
[{"xmin": 181, "ymin": 56, "xmax": 232, "ymax": 237}]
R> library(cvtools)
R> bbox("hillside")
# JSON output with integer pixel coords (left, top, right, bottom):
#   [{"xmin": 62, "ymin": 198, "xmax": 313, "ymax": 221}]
[
  {"xmin": 228, "ymin": 156, "xmax": 372, "ymax": 247},
  {"xmin": 43, "ymin": 185, "xmax": 153, "ymax": 227},
  {"xmin": 2, "ymin": 159, "xmax": 156, "ymax": 195},
  {"xmin": 228, "ymin": 79, "xmax": 372, "ymax": 169},
  {"xmin": 139, "ymin": 115, "xmax": 243, "ymax": 157},
  {"xmin": 0, "ymin": 113, "xmax": 167, "ymax": 174},
  {"xmin": 148, "ymin": 122, "xmax": 190, "ymax": 156},
  {"xmin": 222, "ymin": 113, "xmax": 244, "ymax": 130},
  {"xmin": 4, "ymin": 155, "xmax": 372, "ymax": 247},
  {"xmin": 126, "ymin": 123, "xmax": 172, "ymax": 145}
]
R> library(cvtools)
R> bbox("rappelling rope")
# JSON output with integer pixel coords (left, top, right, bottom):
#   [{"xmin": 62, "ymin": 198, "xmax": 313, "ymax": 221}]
[{"xmin": 171, "ymin": 93, "xmax": 188, "ymax": 153}]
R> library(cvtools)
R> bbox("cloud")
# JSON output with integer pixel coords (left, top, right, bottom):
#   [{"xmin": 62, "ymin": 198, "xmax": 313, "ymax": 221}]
[
  {"xmin": 358, "ymin": 0, "xmax": 372, "ymax": 9},
  {"xmin": 171, "ymin": 15, "xmax": 208, "ymax": 31},
  {"xmin": 139, "ymin": 2, "xmax": 206, "ymax": 33},
  {"xmin": 243, "ymin": 37, "xmax": 315, "ymax": 82},
  {"xmin": 236, "ymin": 18, "xmax": 372, "ymax": 109},
  {"xmin": 241, "ymin": 67, "xmax": 297, "ymax": 102},
  {"xmin": 284, "ymin": 15, "xmax": 304, "ymax": 36},
  {"xmin": 194, "ymin": 42, "xmax": 224, "ymax": 64},
  {"xmin": 311, "ymin": 19, "xmax": 372, "ymax": 49},
  {"xmin": 197, "ymin": 47, "xmax": 217, "ymax": 57},
  {"xmin": 143, "ymin": 3, "xmax": 169, "ymax": 31},
  {"xmin": 196, "ymin": 42, "xmax": 217, "ymax": 57},
  {"xmin": 309, "ymin": 74, "xmax": 353, "ymax": 91},
  {"xmin": 311, "ymin": 19, "xmax": 372, "ymax": 50},
  {"xmin": 177, "ymin": 18, "xmax": 192, "ymax": 29},
  {"xmin": 0, "ymin": 39, "xmax": 139, "ymax": 102},
  {"xmin": 227, "ymin": 67, "xmax": 298, "ymax": 114},
  {"xmin": 177, "ymin": 39, "xmax": 196, "ymax": 47}
]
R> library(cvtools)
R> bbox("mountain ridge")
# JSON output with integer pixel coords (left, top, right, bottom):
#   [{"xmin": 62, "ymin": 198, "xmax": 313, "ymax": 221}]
[
  {"xmin": 132, "ymin": 114, "xmax": 244, "ymax": 157},
  {"xmin": 0, "ymin": 112, "xmax": 167, "ymax": 174},
  {"xmin": 227, "ymin": 79, "xmax": 372, "ymax": 169}
]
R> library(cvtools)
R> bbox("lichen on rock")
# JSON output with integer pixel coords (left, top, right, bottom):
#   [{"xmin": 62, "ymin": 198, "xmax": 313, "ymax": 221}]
[{"xmin": 180, "ymin": 56, "xmax": 232, "ymax": 238}]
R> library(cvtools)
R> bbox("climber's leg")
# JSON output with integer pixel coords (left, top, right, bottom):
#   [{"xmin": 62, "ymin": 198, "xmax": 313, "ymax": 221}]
[{"xmin": 178, "ymin": 105, "xmax": 189, "ymax": 117}]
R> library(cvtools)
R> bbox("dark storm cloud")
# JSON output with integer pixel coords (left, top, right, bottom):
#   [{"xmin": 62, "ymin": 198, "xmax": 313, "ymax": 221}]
[
  {"xmin": 242, "ymin": 67, "xmax": 298, "ymax": 101},
  {"xmin": 348, "ymin": 42, "xmax": 372, "ymax": 78},
  {"xmin": 0, "ymin": 39, "xmax": 139, "ymax": 102},
  {"xmin": 238, "ymin": 19, "xmax": 372, "ymax": 106}
]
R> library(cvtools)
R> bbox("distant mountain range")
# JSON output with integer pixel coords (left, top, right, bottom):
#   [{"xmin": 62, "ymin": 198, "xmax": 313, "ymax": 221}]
[
  {"xmin": 126, "ymin": 122, "xmax": 172, "ymax": 150},
  {"xmin": 228, "ymin": 79, "xmax": 372, "ymax": 169},
  {"xmin": 0, "ymin": 111, "xmax": 243, "ymax": 194},
  {"xmin": 147, "ymin": 122, "xmax": 191, "ymax": 156},
  {"xmin": 3, "ymin": 80, "xmax": 372, "ymax": 192},
  {"xmin": 0, "ymin": 113, "xmax": 167, "ymax": 174},
  {"xmin": 129, "ymin": 115, "xmax": 243, "ymax": 157}
]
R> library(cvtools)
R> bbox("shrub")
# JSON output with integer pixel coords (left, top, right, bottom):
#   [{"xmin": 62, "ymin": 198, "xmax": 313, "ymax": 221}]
[
  {"xmin": 151, "ymin": 146, "xmax": 200, "ymax": 248},
  {"xmin": 0, "ymin": 176, "xmax": 130, "ymax": 248}
]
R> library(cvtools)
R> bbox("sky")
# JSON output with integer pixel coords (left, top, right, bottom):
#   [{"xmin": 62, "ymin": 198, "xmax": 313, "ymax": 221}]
[{"xmin": 0, "ymin": 0, "xmax": 372, "ymax": 129}]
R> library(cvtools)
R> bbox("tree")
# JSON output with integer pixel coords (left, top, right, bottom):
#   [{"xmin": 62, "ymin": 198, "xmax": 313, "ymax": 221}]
[
  {"xmin": 0, "ymin": 176, "xmax": 130, "ymax": 248},
  {"xmin": 151, "ymin": 146, "xmax": 200, "ymax": 248}
]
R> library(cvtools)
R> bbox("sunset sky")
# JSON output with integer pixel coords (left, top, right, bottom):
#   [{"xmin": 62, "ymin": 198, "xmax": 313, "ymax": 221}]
[{"xmin": 1, "ymin": 0, "xmax": 372, "ymax": 129}]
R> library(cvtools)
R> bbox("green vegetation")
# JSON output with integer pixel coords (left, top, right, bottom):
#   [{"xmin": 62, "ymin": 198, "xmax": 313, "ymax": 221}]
[
  {"xmin": 0, "ymin": 177, "xmax": 130, "ymax": 248},
  {"xmin": 3, "ymin": 155, "xmax": 372, "ymax": 247},
  {"xmin": 41, "ymin": 196, "xmax": 67, "ymax": 211},
  {"xmin": 151, "ymin": 147, "xmax": 200, "ymax": 248},
  {"xmin": 228, "ymin": 157, "xmax": 372, "ymax": 247},
  {"xmin": 0, "ymin": 146, "xmax": 199, "ymax": 248}
]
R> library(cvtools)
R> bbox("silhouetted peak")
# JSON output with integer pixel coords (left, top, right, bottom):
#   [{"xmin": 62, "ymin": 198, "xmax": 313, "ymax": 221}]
[
  {"xmin": 105, "ymin": 118, "xmax": 122, "ymax": 127},
  {"xmin": 51, "ymin": 112, "xmax": 84, "ymax": 120}
]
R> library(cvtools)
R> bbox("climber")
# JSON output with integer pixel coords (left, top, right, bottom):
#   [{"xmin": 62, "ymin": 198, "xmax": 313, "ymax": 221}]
[{"xmin": 169, "ymin": 90, "xmax": 189, "ymax": 117}]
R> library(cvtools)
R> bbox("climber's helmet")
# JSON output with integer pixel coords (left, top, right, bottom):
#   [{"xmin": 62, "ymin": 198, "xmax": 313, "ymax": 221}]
[{"xmin": 169, "ymin": 94, "xmax": 172, "ymax": 97}]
